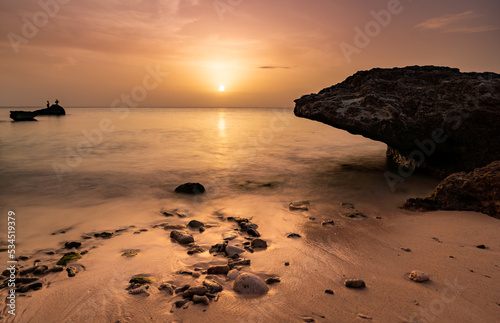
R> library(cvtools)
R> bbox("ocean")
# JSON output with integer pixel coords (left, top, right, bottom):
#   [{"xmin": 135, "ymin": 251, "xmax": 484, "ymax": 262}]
[
  {"xmin": 0, "ymin": 107, "xmax": 443, "ymax": 322},
  {"xmin": 0, "ymin": 107, "xmax": 439, "ymax": 253}
]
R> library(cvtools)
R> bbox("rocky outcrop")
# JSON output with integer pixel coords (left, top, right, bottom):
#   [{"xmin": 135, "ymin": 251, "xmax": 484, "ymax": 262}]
[
  {"xmin": 294, "ymin": 66, "xmax": 500, "ymax": 175},
  {"xmin": 403, "ymin": 161, "xmax": 500, "ymax": 218},
  {"xmin": 34, "ymin": 104, "xmax": 65, "ymax": 116},
  {"xmin": 10, "ymin": 103, "xmax": 65, "ymax": 121}
]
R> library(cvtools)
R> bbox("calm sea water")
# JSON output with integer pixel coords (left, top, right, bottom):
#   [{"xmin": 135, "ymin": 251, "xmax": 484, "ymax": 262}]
[{"xmin": 0, "ymin": 107, "xmax": 438, "ymax": 252}]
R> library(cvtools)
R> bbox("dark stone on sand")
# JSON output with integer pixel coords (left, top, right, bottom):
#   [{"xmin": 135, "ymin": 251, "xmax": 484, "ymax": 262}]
[
  {"xmin": 13, "ymin": 278, "xmax": 38, "ymax": 286},
  {"xmin": 210, "ymin": 242, "xmax": 227, "ymax": 254},
  {"xmin": 33, "ymin": 265, "xmax": 48, "ymax": 275},
  {"xmin": 251, "ymin": 239, "xmax": 268, "ymax": 249},
  {"xmin": 403, "ymin": 161, "xmax": 500, "ymax": 218},
  {"xmin": 175, "ymin": 284, "xmax": 190, "ymax": 294},
  {"xmin": 64, "ymin": 241, "xmax": 82, "ymax": 249},
  {"xmin": 207, "ymin": 265, "xmax": 230, "ymax": 275},
  {"xmin": 192, "ymin": 295, "xmax": 209, "ymax": 305},
  {"xmin": 285, "ymin": 262, "xmax": 290, "ymax": 266},
  {"xmin": 175, "ymin": 182, "xmax": 205, "ymax": 195},
  {"xmin": 233, "ymin": 273, "xmax": 269, "ymax": 295},
  {"xmin": 476, "ymin": 245, "xmax": 486, "ymax": 249},
  {"xmin": 247, "ymin": 228, "xmax": 261, "ymax": 237},
  {"xmin": 170, "ymin": 230, "xmax": 195, "ymax": 244},
  {"xmin": 17, "ymin": 282, "xmax": 43, "ymax": 293},
  {"xmin": 187, "ymin": 220, "xmax": 205, "ymax": 229},
  {"xmin": 287, "ymin": 233, "xmax": 301, "ymax": 238},
  {"xmin": 46, "ymin": 266, "xmax": 64, "ymax": 273},
  {"xmin": 66, "ymin": 266, "xmax": 77, "ymax": 277},
  {"xmin": 289, "ymin": 201, "xmax": 309, "ymax": 211},
  {"xmin": 182, "ymin": 286, "xmax": 208, "ymax": 298},
  {"xmin": 294, "ymin": 66, "xmax": 500, "ymax": 175},
  {"xmin": 129, "ymin": 276, "xmax": 155, "ymax": 284},
  {"xmin": 325, "ymin": 289, "xmax": 334, "ymax": 294},
  {"xmin": 203, "ymin": 279, "xmax": 223, "ymax": 293},
  {"xmin": 94, "ymin": 231, "xmax": 114, "ymax": 239},
  {"xmin": 174, "ymin": 300, "xmax": 188, "ymax": 308},
  {"xmin": 265, "ymin": 277, "xmax": 281, "ymax": 284},
  {"xmin": 187, "ymin": 245, "xmax": 205, "ymax": 255},
  {"xmin": 20, "ymin": 266, "xmax": 37, "ymax": 276},
  {"xmin": 321, "ymin": 220, "xmax": 335, "ymax": 226},
  {"xmin": 344, "ymin": 279, "xmax": 366, "ymax": 288},
  {"xmin": 228, "ymin": 258, "xmax": 251, "ymax": 268}
]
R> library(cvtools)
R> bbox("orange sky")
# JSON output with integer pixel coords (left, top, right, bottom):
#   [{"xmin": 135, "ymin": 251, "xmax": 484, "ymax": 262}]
[{"xmin": 1, "ymin": 0, "xmax": 499, "ymax": 107}]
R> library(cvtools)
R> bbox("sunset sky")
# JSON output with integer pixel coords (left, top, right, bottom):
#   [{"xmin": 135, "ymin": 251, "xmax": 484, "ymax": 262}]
[{"xmin": 1, "ymin": 0, "xmax": 499, "ymax": 108}]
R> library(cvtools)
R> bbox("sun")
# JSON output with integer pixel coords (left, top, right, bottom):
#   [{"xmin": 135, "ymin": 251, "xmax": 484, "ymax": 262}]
[{"xmin": 218, "ymin": 85, "xmax": 225, "ymax": 92}]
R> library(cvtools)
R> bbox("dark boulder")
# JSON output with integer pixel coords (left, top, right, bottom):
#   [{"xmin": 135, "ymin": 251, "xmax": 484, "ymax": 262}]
[
  {"xmin": 294, "ymin": 66, "xmax": 500, "ymax": 175},
  {"xmin": 174, "ymin": 183, "xmax": 205, "ymax": 195},
  {"xmin": 403, "ymin": 161, "xmax": 500, "ymax": 218}
]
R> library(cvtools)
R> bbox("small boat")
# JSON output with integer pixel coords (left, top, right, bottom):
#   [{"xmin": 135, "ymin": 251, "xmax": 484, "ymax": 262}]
[{"xmin": 10, "ymin": 111, "xmax": 37, "ymax": 121}]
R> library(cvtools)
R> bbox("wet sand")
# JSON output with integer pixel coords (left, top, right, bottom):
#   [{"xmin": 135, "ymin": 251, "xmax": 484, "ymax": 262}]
[{"xmin": 2, "ymin": 192, "xmax": 499, "ymax": 323}]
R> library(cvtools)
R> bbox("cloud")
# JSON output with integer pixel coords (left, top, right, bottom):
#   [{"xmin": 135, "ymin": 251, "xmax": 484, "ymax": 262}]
[
  {"xmin": 415, "ymin": 11, "xmax": 477, "ymax": 30},
  {"xmin": 415, "ymin": 10, "xmax": 497, "ymax": 33},
  {"xmin": 444, "ymin": 26, "xmax": 499, "ymax": 33},
  {"xmin": 258, "ymin": 66, "xmax": 291, "ymax": 69}
]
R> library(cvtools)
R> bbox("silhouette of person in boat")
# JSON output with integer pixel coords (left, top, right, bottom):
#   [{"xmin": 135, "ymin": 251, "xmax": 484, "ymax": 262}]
[
  {"xmin": 55, "ymin": 99, "xmax": 59, "ymax": 105},
  {"xmin": 47, "ymin": 100, "xmax": 50, "ymax": 108}
]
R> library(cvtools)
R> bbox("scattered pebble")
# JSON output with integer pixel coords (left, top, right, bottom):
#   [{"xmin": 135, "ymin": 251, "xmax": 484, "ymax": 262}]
[
  {"xmin": 129, "ymin": 276, "xmax": 155, "ymax": 284},
  {"xmin": 339, "ymin": 203, "xmax": 366, "ymax": 218},
  {"xmin": 285, "ymin": 262, "xmax": 290, "ymax": 266},
  {"xmin": 187, "ymin": 220, "xmax": 205, "ymax": 229},
  {"xmin": 265, "ymin": 277, "xmax": 281, "ymax": 284},
  {"xmin": 476, "ymin": 244, "xmax": 486, "ymax": 249},
  {"xmin": 409, "ymin": 270, "xmax": 430, "ymax": 282},
  {"xmin": 289, "ymin": 201, "xmax": 309, "ymax": 211},
  {"xmin": 192, "ymin": 295, "xmax": 209, "ymax": 305},
  {"xmin": 251, "ymin": 239, "xmax": 267, "ymax": 249},
  {"xmin": 94, "ymin": 231, "xmax": 114, "ymax": 239},
  {"xmin": 121, "ymin": 250, "xmax": 138, "ymax": 257},
  {"xmin": 301, "ymin": 317, "xmax": 315, "ymax": 322},
  {"xmin": 247, "ymin": 228, "xmax": 261, "ymax": 237},
  {"xmin": 203, "ymin": 279, "xmax": 223, "ymax": 293},
  {"xmin": 401, "ymin": 248, "xmax": 412, "ymax": 252},
  {"xmin": 287, "ymin": 233, "xmax": 301, "ymax": 238},
  {"xmin": 170, "ymin": 230, "xmax": 195, "ymax": 244},
  {"xmin": 344, "ymin": 279, "xmax": 366, "ymax": 288},
  {"xmin": 207, "ymin": 265, "xmax": 230, "ymax": 275},
  {"xmin": 325, "ymin": 289, "xmax": 334, "ymax": 295},
  {"xmin": 64, "ymin": 241, "xmax": 82, "ymax": 249},
  {"xmin": 66, "ymin": 267, "xmax": 77, "ymax": 277},
  {"xmin": 233, "ymin": 273, "xmax": 269, "ymax": 295},
  {"xmin": 432, "ymin": 237, "xmax": 442, "ymax": 243},
  {"xmin": 56, "ymin": 252, "xmax": 82, "ymax": 266},
  {"xmin": 357, "ymin": 313, "xmax": 372, "ymax": 320},
  {"xmin": 321, "ymin": 220, "xmax": 335, "ymax": 226}
]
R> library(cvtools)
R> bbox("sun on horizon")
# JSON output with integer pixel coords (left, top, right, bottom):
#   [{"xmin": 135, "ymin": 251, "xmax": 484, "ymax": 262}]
[{"xmin": 219, "ymin": 85, "xmax": 225, "ymax": 92}]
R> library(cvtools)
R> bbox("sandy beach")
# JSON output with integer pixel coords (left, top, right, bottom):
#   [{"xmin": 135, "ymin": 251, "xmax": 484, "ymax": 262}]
[{"xmin": 2, "ymin": 190, "xmax": 499, "ymax": 323}]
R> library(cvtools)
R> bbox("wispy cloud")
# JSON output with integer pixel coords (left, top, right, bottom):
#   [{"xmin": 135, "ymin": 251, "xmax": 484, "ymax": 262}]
[
  {"xmin": 415, "ymin": 10, "xmax": 498, "ymax": 33},
  {"xmin": 444, "ymin": 26, "xmax": 499, "ymax": 33}
]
